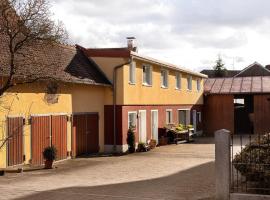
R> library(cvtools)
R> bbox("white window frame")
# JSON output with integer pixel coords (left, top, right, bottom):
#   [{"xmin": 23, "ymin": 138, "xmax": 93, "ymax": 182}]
[
  {"xmin": 161, "ymin": 69, "xmax": 169, "ymax": 88},
  {"xmin": 166, "ymin": 109, "xmax": 173, "ymax": 124},
  {"xmin": 129, "ymin": 60, "xmax": 136, "ymax": 84},
  {"xmin": 128, "ymin": 111, "xmax": 137, "ymax": 129},
  {"xmin": 197, "ymin": 78, "xmax": 201, "ymax": 91},
  {"xmin": 177, "ymin": 109, "xmax": 191, "ymax": 125},
  {"xmin": 175, "ymin": 72, "xmax": 181, "ymax": 90},
  {"xmin": 142, "ymin": 64, "xmax": 152, "ymax": 86},
  {"xmin": 187, "ymin": 76, "xmax": 192, "ymax": 91}
]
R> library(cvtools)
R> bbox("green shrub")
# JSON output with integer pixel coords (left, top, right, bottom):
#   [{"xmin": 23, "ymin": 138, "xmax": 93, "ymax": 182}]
[
  {"xmin": 43, "ymin": 146, "xmax": 57, "ymax": 161},
  {"xmin": 127, "ymin": 127, "xmax": 135, "ymax": 153},
  {"xmin": 233, "ymin": 133, "xmax": 270, "ymax": 191}
]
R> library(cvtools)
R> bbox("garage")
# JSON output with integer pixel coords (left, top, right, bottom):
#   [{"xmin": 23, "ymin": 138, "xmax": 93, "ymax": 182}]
[
  {"xmin": 7, "ymin": 117, "xmax": 24, "ymax": 166},
  {"xmin": 31, "ymin": 115, "xmax": 67, "ymax": 165},
  {"xmin": 72, "ymin": 113, "xmax": 99, "ymax": 157}
]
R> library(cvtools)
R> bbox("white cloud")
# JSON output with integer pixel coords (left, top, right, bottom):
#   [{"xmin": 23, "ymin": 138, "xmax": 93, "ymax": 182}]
[{"xmin": 50, "ymin": 0, "xmax": 270, "ymax": 71}]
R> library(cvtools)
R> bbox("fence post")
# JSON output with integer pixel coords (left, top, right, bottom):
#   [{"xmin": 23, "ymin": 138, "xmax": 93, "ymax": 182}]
[{"xmin": 215, "ymin": 129, "xmax": 231, "ymax": 200}]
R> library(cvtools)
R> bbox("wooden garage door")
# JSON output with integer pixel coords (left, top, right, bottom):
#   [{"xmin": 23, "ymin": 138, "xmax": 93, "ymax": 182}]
[
  {"xmin": 72, "ymin": 114, "xmax": 99, "ymax": 157},
  {"xmin": 31, "ymin": 116, "xmax": 51, "ymax": 165},
  {"xmin": 51, "ymin": 115, "xmax": 67, "ymax": 161},
  {"xmin": 31, "ymin": 115, "xmax": 67, "ymax": 165},
  {"xmin": 7, "ymin": 117, "xmax": 24, "ymax": 166}
]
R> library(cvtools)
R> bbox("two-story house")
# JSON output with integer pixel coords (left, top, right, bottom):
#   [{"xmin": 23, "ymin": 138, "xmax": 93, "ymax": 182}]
[{"xmin": 83, "ymin": 38, "xmax": 207, "ymax": 152}]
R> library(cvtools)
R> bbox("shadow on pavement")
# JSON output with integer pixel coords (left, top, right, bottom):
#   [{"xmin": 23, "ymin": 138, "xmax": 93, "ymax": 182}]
[{"xmin": 13, "ymin": 161, "xmax": 215, "ymax": 200}]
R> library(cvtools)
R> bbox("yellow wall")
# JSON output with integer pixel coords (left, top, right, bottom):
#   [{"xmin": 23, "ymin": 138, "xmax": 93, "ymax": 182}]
[
  {"xmin": 92, "ymin": 57, "xmax": 128, "ymax": 82},
  {"xmin": 0, "ymin": 82, "xmax": 107, "ymax": 168},
  {"xmin": 70, "ymin": 84, "xmax": 107, "ymax": 152},
  {"xmin": 122, "ymin": 58, "xmax": 204, "ymax": 105}
]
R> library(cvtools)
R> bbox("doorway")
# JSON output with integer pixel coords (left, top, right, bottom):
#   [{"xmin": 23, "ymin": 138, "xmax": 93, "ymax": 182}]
[
  {"xmin": 151, "ymin": 110, "xmax": 158, "ymax": 144},
  {"xmin": 234, "ymin": 95, "xmax": 254, "ymax": 134},
  {"xmin": 139, "ymin": 110, "xmax": 147, "ymax": 143}
]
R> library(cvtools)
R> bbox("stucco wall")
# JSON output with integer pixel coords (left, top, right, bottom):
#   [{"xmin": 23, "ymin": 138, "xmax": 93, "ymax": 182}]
[
  {"xmin": 0, "ymin": 82, "xmax": 72, "ymax": 168},
  {"xmin": 0, "ymin": 82, "xmax": 108, "ymax": 168},
  {"xmin": 122, "ymin": 59, "xmax": 204, "ymax": 105},
  {"xmin": 70, "ymin": 84, "xmax": 107, "ymax": 152},
  {"xmin": 91, "ymin": 57, "xmax": 128, "ymax": 82}
]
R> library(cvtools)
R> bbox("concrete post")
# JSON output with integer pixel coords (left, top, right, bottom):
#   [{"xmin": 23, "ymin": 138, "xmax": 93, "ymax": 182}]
[{"xmin": 215, "ymin": 129, "xmax": 231, "ymax": 200}]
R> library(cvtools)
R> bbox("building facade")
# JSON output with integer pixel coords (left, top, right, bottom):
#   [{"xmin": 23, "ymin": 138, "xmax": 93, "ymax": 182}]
[{"xmin": 84, "ymin": 44, "xmax": 207, "ymax": 152}]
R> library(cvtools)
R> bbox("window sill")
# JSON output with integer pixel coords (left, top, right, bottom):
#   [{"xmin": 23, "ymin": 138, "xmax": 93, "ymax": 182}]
[
  {"xmin": 129, "ymin": 82, "xmax": 136, "ymax": 85},
  {"xmin": 161, "ymin": 86, "xmax": 168, "ymax": 89},
  {"xmin": 187, "ymin": 89, "xmax": 192, "ymax": 92},
  {"xmin": 175, "ymin": 88, "xmax": 181, "ymax": 90},
  {"xmin": 142, "ymin": 83, "xmax": 152, "ymax": 87}
]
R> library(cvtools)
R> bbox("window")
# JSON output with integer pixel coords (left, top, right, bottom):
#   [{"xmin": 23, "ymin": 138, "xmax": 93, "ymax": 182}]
[
  {"xmin": 187, "ymin": 76, "xmax": 192, "ymax": 90},
  {"xmin": 175, "ymin": 73, "xmax": 181, "ymax": 89},
  {"xmin": 166, "ymin": 109, "xmax": 173, "ymax": 124},
  {"xmin": 161, "ymin": 69, "xmax": 169, "ymax": 88},
  {"xmin": 197, "ymin": 79, "xmax": 201, "ymax": 91},
  {"xmin": 129, "ymin": 61, "xmax": 136, "ymax": 84},
  {"xmin": 178, "ymin": 110, "xmax": 190, "ymax": 126},
  {"xmin": 142, "ymin": 64, "xmax": 152, "ymax": 86},
  {"xmin": 128, "ymin": 112, "xmax": 137, "ymax": 129}
]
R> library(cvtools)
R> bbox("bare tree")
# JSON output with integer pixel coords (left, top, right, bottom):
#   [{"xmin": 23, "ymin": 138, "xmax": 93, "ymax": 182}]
[
  {"xmin": 0, "ymin": 0, "xmax": 67, "ymax": 96},
  {"xmin": 0, "ymin": 0, "xmax": 68, "ymax": 150}
]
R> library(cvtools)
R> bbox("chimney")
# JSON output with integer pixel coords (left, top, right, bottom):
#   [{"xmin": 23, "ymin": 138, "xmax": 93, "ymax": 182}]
[{"xmin": 127, "ymin": 37, "xmax": 137, "ymax": 52}]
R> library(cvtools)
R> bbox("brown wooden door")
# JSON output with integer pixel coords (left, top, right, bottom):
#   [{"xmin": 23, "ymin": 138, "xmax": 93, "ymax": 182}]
[
  {"xmin": 51, "ymin": 115, "xmax": 67, "ymax": 161},
  {"xmin": 7, "ymin": 117, "xmax": 24, "ymax": 166},
  {"xmin": 72, "ymin": 114, "xmax": 99, "ymax": 157},
  {"xmin": 31, "ymin": 116, "xmax": 51, "ymax": 165}
]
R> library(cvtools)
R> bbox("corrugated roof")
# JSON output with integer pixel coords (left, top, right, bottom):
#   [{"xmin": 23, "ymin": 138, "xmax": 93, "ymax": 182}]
[{"xmin": 204, "ymin": 76, "xmax": 270, "ymax": 94}]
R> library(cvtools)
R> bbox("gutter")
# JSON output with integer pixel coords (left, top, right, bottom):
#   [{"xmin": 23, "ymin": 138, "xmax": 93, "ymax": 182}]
[{"xmin": 113, "ymin": 60, "xmax": 131, "ymax": 153}]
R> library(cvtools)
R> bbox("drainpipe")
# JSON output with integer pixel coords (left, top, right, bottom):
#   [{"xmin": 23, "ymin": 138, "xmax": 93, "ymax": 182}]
[{"xmin": 113, "ymin": 60, "xmax": 131, "ymax": 153}]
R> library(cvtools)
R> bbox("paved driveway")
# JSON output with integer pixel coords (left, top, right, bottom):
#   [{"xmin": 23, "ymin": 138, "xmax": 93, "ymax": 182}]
[{"xmin": 0, "ymin": 137, "xmax": 215, "ymax": 200}]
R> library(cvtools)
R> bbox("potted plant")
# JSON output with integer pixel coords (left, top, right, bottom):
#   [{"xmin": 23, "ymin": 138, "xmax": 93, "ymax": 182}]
[
  {"xmin": 149, "ymin": 139, "xmax": 157, "ymax": 149},
  {"xmin": 137, "ymin": 142, "xmax": 149, "ymax": 152},
  {"xmin": 43, "ymin": 146, "xmax": 57, "ymax": 169},
  {"xmin": 0, "ymin": 169, "xmax": 5, "ymax": 176},
  {"xmin": 127, "ymin": 126, "xmax": 136, "ymax": 153}
]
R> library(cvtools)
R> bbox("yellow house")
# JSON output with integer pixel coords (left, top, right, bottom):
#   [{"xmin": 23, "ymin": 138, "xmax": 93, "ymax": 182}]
[
  {"xmin": 83, "ymin": 38, "xmax": 207, "ymax": 152},
  {"xmin": 0, "ymin": 36, "xmax": 207, "ymax": 169},
  {"xmin": 0, "ymin": 41, "xmax": 111, "ymax": 168}
]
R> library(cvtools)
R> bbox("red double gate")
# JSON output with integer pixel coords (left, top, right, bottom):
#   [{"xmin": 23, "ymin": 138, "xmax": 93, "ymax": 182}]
[
  {"xmin": 31, "ymin": 115, "xmax": 67, "ymax": 165},
  {"xmin": 72, "ymin": 114, "xmax": 99, "ymax": 157},
  {"xmin": 7, "ymin": 117, "xmax": 24, "ymax": 166}
]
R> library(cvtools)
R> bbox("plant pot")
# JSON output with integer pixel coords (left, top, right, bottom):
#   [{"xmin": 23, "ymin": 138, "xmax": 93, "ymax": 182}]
[
  {"xmin": 128, "ymin": 147, "xmax": 135, "ymax": 153},
  {"xmin": 0, "ymin": 170, "xmax": 5, "ymax": 176},
  {"xmin": 44, "ymin": 160, "xmax": 53, "ymax": 169}
]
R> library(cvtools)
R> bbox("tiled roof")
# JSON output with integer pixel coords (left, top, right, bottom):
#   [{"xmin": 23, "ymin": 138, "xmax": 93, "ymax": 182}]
[
  {"xmin": 0, "ymin": 34, "xmax": 111, "ymax": 86},
  {"xmin": 204, "ymin": 76, "xmax": 270, "ymax": 94},
  {"xmin": 234, "ymin": 62, "xmax": 270, "ymax": 77},
  {"xmin": 200, "ymin": 69, "xmax": 241, "ymax": 78}
]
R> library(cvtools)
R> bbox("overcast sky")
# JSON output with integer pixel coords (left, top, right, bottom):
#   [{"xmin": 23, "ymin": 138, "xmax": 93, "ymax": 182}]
[{"xmin": 50, "ymin": 0, "xmax": 270, "ymax": 72}]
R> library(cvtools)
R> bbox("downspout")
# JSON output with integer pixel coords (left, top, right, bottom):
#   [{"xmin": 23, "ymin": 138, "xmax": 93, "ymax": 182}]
[{"xmin": 113, "ymin": 60, "xmax": 131, "ymax": 153}]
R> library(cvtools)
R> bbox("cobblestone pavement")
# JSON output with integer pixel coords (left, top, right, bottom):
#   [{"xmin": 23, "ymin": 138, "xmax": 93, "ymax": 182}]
[{"xmin": 0, "ymin": 137, "xmax": 215, "ymax": 200}]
